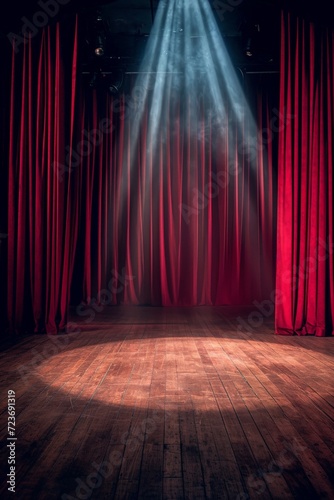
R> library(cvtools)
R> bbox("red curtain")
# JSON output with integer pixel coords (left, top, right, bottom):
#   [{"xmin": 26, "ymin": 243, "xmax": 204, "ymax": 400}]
[
  {"xmin": 275, "ymin": 12, "xmax": 334, "ymax": 336},
  {"xmin": 6, "ymin": 19, "xmax": 80, "ymax": 334},
  {"xmin": 74, "ymin": 76, "xmax": 277, "ymax": 309},
  {"xmin": 4, "ymin": 16, "xmax": 278, "ymax": 334}
]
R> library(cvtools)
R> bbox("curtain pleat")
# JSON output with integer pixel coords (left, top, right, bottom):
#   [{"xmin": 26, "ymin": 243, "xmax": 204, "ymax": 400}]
[
  {"xmin": 76, "ymin": 78, "xmax": 277, "ymax": 308},
  {"xmin": 275, "ymin": 12, "xmax": 334, "ymax": 336},
  {"xmin": 7, "ymin": 18, "xmax": 80, "ymax": 334}
]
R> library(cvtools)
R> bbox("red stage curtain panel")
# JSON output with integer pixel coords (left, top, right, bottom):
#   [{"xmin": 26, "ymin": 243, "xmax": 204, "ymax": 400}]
[
  {"xmin": 7, "ymin": 19, "xmax": 80, "ymax": 334},
  {"xmin": 275, "ymin": 12, "xmax": 334, "ymax": 336},
  {"xmin": 74, "ymin": 76, "xmax": 278, "ymax": 309}
]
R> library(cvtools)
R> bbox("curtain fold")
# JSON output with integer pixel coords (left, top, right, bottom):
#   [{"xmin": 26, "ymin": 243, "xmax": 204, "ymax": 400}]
[
  {"xmin": 74, "ymin": 76, "xmax": 277, "ymax": 309},
  {"xmin": 275, "ymin": 12, "xmax": 334, "ymax": 336},
  {"xmin": 7, "ymin": 18, "xmax": 80, "ymax": 334}
]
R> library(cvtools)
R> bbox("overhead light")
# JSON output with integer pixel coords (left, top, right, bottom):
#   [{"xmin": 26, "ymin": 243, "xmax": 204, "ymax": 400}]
[
  {"xmin": 243, "ymin": 22, "xmax": 260, "ymax": 58},
  {"xmin": 109, "ymin": 84, "xmax": 120, "ymax": 95},
  {"xmin": 108, "ymin": 70, "xmax": 124, "ymax": 95},
  {"xmin": 93, "ymin": 11, "xmax": 107, "ymax": 57},
  {"xmin": 94, "ymin": 35, "xmax": 105, "ymax": 57},
  {"xmin": 245, "ymin": 37, "xmax": 252, "ymax": 57}
]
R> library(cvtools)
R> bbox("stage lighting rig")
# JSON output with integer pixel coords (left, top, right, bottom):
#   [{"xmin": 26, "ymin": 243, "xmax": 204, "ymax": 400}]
[{"xmin": 92, "ymin": 11, "xmax": 108, "ymax": 58}]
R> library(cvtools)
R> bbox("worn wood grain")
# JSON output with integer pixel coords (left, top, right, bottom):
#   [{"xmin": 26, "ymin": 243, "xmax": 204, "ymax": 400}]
[{"xmin": 1, "ymin": 306, "xmax": 334, "ymax": 499}]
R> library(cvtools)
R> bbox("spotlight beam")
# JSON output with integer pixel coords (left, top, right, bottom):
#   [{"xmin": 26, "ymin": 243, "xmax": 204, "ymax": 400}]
[{"xmin": 113, "ymin": 0, "xmax": 270, "ymax": 303}]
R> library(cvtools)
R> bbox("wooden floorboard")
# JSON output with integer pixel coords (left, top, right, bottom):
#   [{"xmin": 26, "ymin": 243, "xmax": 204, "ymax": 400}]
[{"xmin": 1, "ymin": 306, "xmax": 334, "ymax": 499}]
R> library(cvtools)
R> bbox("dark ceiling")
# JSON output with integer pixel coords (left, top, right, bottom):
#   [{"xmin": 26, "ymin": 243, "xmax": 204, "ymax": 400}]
[{"xmin": 1, "ymin": 0, "xmax": 332, "ymax": 75}]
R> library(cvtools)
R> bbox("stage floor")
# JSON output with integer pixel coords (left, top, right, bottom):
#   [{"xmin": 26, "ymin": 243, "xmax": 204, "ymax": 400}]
[{"xmin": 1, "ymin": 307, "xmax": 334, "ymax": 499}]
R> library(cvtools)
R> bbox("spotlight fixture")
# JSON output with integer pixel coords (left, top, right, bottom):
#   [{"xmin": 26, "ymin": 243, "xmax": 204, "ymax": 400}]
[
  {"xmin": 94, "ymin": 35, "xmax": 105, "ymax": 57},
  {"xmin": 243, "ymin": 22, "xmax": 260, "ymax": 58},
  {"xmin": 245, "ymin": 37, "xmax": 252, "ymax": 57},
  {"xmin": 92, "ymin": 10, "xmax": 108, "ymax": 58},
  {"xmin": 109, "ymin": 84, "xmax": 120, "ymax": 95},
  {"xmin": 108, "ymin": 70, "xmax": 124, "ymax": 95}
]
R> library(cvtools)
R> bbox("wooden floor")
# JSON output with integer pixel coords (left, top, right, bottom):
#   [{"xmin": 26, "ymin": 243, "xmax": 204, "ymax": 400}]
[{"xmin": 1, "ymin": 307, "xmax": 334, "ymax": 500}]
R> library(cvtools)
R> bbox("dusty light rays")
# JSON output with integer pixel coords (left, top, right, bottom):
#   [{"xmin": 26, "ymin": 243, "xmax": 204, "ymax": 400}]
[{"xmin": 114, "ymin": 0, "xmax": 271, "ymax": 299}]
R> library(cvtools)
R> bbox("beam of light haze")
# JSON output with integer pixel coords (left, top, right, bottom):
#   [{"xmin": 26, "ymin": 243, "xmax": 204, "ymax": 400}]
[
  {"xmin": 122, "ymin": 0, "xmax": 260, "ymax": 180},
  {"xmin": 115, "ymin": 0, "xmax": 271, "ymax": 303}
]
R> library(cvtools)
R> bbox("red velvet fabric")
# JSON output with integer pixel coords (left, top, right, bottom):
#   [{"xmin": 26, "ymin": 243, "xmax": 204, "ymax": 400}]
[
  {"xmin": 75, "ymin": 80, "xmax": 277, "ymax": 309},
  {"xmin": 7, "ymin": 20, "xmax": 80, "ymax": 334},
  {"xmin": 5, "ymin": 18, "xmax": 278, "ymax": 334},
  {"xmin": 275, "ymin": 12, "xmax": 334, "ymax": 336}
]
